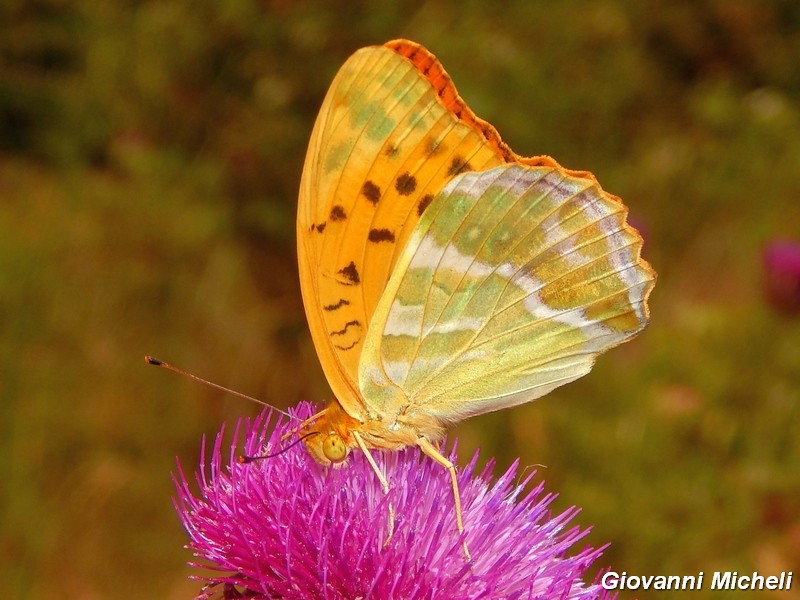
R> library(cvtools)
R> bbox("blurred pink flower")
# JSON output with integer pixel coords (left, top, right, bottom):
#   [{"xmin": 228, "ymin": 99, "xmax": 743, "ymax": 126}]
[
  {"xmin": 763, "ymin": 240, "xmax": 800, "ymax": 314},
  {"xmin": 174, "ymin": 403, "xmax": 617, "ymax": 599}
]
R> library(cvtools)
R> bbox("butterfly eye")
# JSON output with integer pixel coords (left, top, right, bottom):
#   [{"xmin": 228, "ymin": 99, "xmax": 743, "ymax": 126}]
[{"xmin": 322, "ymin": 433, "xmax": 348, "ymax": 463}]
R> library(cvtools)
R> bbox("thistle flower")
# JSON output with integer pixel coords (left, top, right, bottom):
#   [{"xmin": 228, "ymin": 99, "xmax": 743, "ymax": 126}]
[
  {"xmin": 174, "ymin": 403, "xmax": 616, "ymax": 599},
  {"xmin": 763, "ymin": 240, "xmax": 800, "ymax": 315}
]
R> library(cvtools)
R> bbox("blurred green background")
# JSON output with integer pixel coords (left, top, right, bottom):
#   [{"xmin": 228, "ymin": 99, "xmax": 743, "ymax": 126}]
[{"xmin": 2, "ymin": 1, "xmax": 799, "ymax": 598}]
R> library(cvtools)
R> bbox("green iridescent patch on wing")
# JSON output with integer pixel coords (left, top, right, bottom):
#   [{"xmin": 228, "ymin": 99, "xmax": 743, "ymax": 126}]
[{"xmin": 359, "ymin": 164, "xmax": 654, "ymax": 418}]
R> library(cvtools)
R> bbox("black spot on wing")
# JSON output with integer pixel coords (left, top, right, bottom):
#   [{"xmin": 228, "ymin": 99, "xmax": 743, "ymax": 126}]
[
  {"xmin": 362, "ymin": 181, "xmax": 381, "ymax": 204},
  {"xmin": 417, "ymin": 194, "xmax": 434, "ymax": 216},
  {"xmin": 395, "ymin": 172, "xmax": 417, "ymax": 196},
  {"xmin": 368, "ymin": 228, "xmax": 395, "ymax": 243},
  {"xmin": 330, "ymin": 205, "xmax": 347, "ymax": 221},
  {"xmin": 334, "ymin": 339, "xmax": 359, "ymax": 351},
  {"xmin": 338, "ymin": 262, "xmax": 360, "ymax": 285},
  {"xmin": 426, "ymin": 138, "xmax": 444, "ymax": 156},
  {"xmin": 447, "ymin": 156, "xmax": 472, "ymax": 176},
  {"xmin": 323, "ymin": 298, "xmax": 350, "ymax": 311},
  {"xmin": 312, "ymin": 222, "xmax": 326, "ymax": 233},
  {"xmin": 330, "ymin": 320, "xmax": 361, "ymax": 337}
]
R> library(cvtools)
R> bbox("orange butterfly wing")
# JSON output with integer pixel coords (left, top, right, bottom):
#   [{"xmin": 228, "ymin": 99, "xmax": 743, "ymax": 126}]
[{"xmin": 297, "ymin": 40, "xmax": 587, "ymax": 418}]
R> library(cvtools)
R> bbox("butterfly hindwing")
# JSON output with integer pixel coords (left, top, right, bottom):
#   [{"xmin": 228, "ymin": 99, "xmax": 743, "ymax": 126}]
[{"xmin": 359, "ymin": 164, "xmax": 655, "ymax": 421}]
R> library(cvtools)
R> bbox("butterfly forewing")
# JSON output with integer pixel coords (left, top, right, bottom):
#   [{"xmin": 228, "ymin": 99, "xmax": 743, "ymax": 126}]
[
  {"xmin": 359, "ymin": 164, "xmax": 655, "ymax": 420},
  {"xmin": 297, "ymin": 43, "xmax": 514, "ymax": 413}
]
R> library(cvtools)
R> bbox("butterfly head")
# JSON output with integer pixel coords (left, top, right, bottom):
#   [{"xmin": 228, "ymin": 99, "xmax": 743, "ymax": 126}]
[{"xmin": 301, "ymin": 400, "xmax": 359, "ymax": 466}]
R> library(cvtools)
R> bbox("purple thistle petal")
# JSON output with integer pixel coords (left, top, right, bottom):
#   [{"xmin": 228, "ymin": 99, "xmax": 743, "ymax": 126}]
[{"xmin": 174, "ymin": 403, "xmax": 618, "ymax": 600}]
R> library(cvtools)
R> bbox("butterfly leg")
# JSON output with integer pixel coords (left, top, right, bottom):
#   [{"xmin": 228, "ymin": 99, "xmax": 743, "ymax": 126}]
[
  {"xmin": 417, "ymin": 438, "xmax": 471, "ymax": 561},
  {"xmin": 352, "ymin": 431, "xmax": 395, "ymax": 547}
]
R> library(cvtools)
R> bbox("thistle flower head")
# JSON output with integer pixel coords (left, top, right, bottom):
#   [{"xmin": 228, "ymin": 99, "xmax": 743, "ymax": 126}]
[{"xmin": 174, "ymin": 403, "xmax": 616, "ymax": 599}]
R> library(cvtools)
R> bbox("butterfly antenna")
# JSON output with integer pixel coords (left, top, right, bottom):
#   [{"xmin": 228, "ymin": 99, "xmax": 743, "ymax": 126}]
[
  {"xmin": 280, "ymin": 408, "xmax": 328, "ymax": 442},
  {"xmin": 145, "ymin": 355, "xmax": 295, "ymax": 420},
  {"xmin": 238, "ymin": 431, "xmax": 319, "ymax": 463}
]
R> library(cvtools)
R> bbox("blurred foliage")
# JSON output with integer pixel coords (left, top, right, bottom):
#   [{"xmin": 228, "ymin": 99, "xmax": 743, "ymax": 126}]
[{"xmin": 2, "ymin": 0, "xmax": 799, "ymax": 598}]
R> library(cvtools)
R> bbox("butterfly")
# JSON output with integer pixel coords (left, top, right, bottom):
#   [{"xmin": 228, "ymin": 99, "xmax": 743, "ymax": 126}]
[{"xmin": 295, "ymin": 39, "xmax": 655, "ymax": 558}]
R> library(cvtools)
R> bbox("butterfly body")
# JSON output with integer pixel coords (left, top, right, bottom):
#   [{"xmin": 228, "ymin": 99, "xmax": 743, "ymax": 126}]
[{"xmin": 295, "ymin": 40, "xmax": 655, "ymax": 552}]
